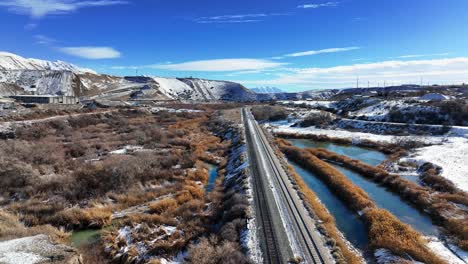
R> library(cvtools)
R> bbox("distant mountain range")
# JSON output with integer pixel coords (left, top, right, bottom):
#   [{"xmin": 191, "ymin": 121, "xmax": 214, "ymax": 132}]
[{"xmin": 250, "ymin": 86, "xmax": 283, "ymax": 93}]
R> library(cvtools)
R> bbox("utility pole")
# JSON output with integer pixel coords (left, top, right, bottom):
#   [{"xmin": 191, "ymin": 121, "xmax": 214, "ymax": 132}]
[
  {"xmin": 357, "ymin": 77, "xmax": 360, "ymax": 89},
  {"xmin": 368, "ymin": 81, "xmax": 370, "ymax": 89}
]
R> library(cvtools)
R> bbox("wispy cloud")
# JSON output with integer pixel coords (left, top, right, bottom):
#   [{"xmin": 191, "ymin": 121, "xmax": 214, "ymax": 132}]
[
  {"xmin": 238, "ymin": 57, "xmax": 468, "ymax": 89},
  {"xmin": 59, "ymin": 46, "xmax": 121, "ymax": 59},
  {"xmin": 34, "ymin": 34, "xmax": 56, "ymax": 45},
  {"xmin": 395, "ymin": 53, "xmax": 450, "ymax": 59},
  {"xmin": 195, "ymin": 13, "xmax": 288, "ymax": 24},
  {"xmin": 278, "ymin": 46, "xmax": 360, "ymax": 59},
  {"xmin": 113, "ymin": 59, "xmax": 287, "ymax": 72},
  {"xmin": 0, "ymin": 0, "xmax": 128, "ymax": 18},
  {"xmin": 297, "ymin": 2, "xmax": 339, "ymax": 9}
]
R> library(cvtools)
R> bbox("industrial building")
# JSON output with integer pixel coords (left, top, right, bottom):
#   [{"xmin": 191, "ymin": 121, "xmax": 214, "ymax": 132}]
[{"xmin": 10, "ymin": 95, "xmax": 80, "ymax": 105}]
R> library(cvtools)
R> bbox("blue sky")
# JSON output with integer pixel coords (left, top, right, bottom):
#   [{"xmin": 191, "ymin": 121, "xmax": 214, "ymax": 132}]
[{"xmin": 1, "ymin": 0, "xmax": 468, "ymax": 91}]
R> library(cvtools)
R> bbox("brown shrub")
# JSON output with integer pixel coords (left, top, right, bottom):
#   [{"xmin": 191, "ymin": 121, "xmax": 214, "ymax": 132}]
[
  {"xmin": 364, "ymin": 208, "xmax": 445, "ymax": 264},
  {"xmin": 251, "ymin": 105, "xmax": 288, "ymax": 122},
  {"xmin": 300, "ymin": 111, "xmax": 335, "ymax": 128},
  {"xmin": 78, "ymin": 240, "xmax": 111, "ymax": 264},
  {"xmin": 0, "ymin": 210, "xmax": 69, "ymax": 243},
  {"xmin": 49, "ymin": 207, "xmax": 112, "ymax": 230},
  {"xmin": 149, "ymin": 198, "xmax": 178, "ymax": 215},
  {"xmin": 187, "ymin": 236, "xmax": 250, "ymax": 264}
]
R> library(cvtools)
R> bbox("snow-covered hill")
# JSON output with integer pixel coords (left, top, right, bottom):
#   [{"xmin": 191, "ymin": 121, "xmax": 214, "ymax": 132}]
[
  {"xmin": 0, "ymin": 52, "xmax": 95, "ymax": 74},
  {"xmin": 153, "ymin": 77, "xmax": 256, "ymax": 101},
  {"xmin": 0, "ymin": 70, "xmax": 77, "ymax": 96},
  {"xmin": 251, "ymin": 86, "xmax": 283, "ymax": 94},
  {"xmin": 0, "ymin": 52, "xmax": 258, "ymax": 101}
]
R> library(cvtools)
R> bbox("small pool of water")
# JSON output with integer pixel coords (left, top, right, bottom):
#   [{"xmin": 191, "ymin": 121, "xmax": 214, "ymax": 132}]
[
  {"xmin": 205, "ymin": 163, "xmax": 219, "ymax": 193},
  {"xmin": 288, "ymin": 138, "xmax": 387, "ymax": 166},
  {"xmin": 290, "ymin": 161, "xmax": 369, "ymax": 251},
  {"xmin": 71, "ymin": 229, "xmax": 101, "ymax": 247}
]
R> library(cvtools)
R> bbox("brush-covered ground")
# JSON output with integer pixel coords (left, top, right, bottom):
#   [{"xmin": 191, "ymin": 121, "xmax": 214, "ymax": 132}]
[{"xmin": 0, "ymin": 104, "xmax": 252, "ymax": 263}]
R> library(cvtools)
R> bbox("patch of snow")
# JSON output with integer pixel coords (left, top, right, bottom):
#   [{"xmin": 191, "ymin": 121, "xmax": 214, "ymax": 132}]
[
  {"xmin": 374, "ymin": 248, "xmax": 404, "ymax": 263},
  {"xmin": 0, "ymin": 252, "xmax": 45, "ymax": 264},
  {"xmin": 279, "ymin": 100, "xmax": 337, "ymax": 109},
  {"xmin": 348, "ymin": 100, "xmax": 440, "ymax": 122},
  {"xmin": 448, "ymin": 244, "xmax": 468, "ymax": 263},
  {"xmin": 0, "ymin": 51, "xmax": 94, "ymax": 74},
  {"xmin": 403, "ymin": 136, "xmax": 468, "ymax": 192},
  {"xmin": 426, "ymin": 237, "xmax": 466, "ymax": 264},
  {"xmin": 419, "ymin": 93, "xmax": 451, "ymax": 102},
  {"xmin": 110, "ymin": 145, "xmax": 144, "ymax": 155},
  {"xmin": 0, "ymin": 235, "xmax": 75, "ymax": 264},
  {"xmin": 150, "ymin": 107, "xmax": 203, "ymax": 113}
]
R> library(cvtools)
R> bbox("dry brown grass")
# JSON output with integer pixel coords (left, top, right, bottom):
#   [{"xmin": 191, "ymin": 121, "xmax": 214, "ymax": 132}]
[
  {"xmin": 187, "ymin": 236, "xmax": 250, "ymax": 264},
  {"xmin": 0, "ymin": 210, "xmax": 69, "ymax": 244},
  {"xmin": 364, "ymin": 208, "xmax": 445, "ymax": 264},
  {"xmin": 149, "ymin": 198, "xmax": 178, "ymax": 215},
  {"xmin": 49, "ymin": 207, "xmax": 112, "ymax": 230}
]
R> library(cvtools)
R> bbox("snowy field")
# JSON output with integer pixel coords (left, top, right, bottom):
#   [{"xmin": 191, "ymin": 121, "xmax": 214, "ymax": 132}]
[{"xmin": 266, "ymin": 121, "xmax": 468, "ymax": 193}]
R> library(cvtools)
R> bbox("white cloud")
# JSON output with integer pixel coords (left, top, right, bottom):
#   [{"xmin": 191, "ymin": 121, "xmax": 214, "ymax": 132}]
[
  {"xmin": 283, "ymin": 46, "xmax": 360, "ymax": 58},
  {"xmin": 34, "ymin": 34, "xmax": 56, "ymax": 45},
  {"xmin": 153, "ymin": 59, "xmax": 287, "ymax": 72},
  {"xmin": 114, "ymin": 59, "xmax": 286, "ymax": 72},
  {"xmin": 0, "ymin": 0, "xmax": 128, "ymax": 18},
  {"xmin": 239, "ymin": 57, "xmax": 468, "ymax": 89},
  {"xmin": 395, "ymin": 53, "xmax": 450, "ymax": 59},
  {"xmin": 297, "ymin": 2, "xmax": 339, "ymax": 9},
  {"xmin": 59, "ymin": 46, "xmax": 121, "ymax": 59},
  {"xmin": 195, "ymin": 13, "xmax": 288, "ymax": 24}
]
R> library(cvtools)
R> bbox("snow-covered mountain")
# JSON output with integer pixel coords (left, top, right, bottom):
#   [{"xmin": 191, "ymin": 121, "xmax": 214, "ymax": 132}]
[
  {"xmin": 152, "ymin": 77, "xmax": 256, "ymax": 101},
  {"xmin": 0, "ymin": 52, "xmax": 95, "ymax": 74},
  {"xmin": 0, "ymin": 70, "xmax": 77, "ymax": 96},
  {"xmin": 250, "ymin": 86, "xmax": 283, "ymax": 94},
  {"xmin": 0, "ymin": 52, "xmax": 259, "ymax": 100}
]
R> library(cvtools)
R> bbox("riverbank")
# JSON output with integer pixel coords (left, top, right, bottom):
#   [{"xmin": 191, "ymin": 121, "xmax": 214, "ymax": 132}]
[{"xmin": 276, "ymin": 139, "xmax": 447, "ymax": 264}]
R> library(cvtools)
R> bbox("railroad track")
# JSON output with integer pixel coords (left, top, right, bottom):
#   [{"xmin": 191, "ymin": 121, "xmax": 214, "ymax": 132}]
[
  {"xmin": 243, "ymin": 108, "xmax": 329, "ymax": 264},
  {"xmin": 244, "ymin": 109, "xmax": 284, "ymax": 264}
]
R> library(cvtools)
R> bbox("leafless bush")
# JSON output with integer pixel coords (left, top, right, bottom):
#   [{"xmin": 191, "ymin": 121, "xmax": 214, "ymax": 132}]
[
  {"xmin": 300, "ymin": 111, "xmax": 335, "ymax": 128},
  {"xmin": 251, "ymin": 105, "xmax": 288, "ymax": 121},
  {"xmin": 391, "ymin": 136, "xmax": 426, "ymax": 150},
  {"xmin": 187, "ymin": 236, "xmax": 250, "ymax": 264}
]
